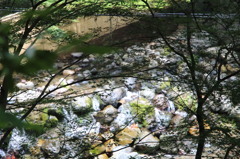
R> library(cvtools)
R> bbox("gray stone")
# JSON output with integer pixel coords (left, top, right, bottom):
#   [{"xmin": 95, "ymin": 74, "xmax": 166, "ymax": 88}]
[
  {"xmin": 93, "ymin": 105, "xmax": 118, "ymax": 125},
  {"xmin": 72, "ymin": 96, "xmax": 92, "ymax": 114},
  {"xmin": 108, "ymin": 87, "xmax": 126, "ymax": 106},
  {"xmin": 134, "ymin": 129, "xmax": 160, "ymax": 154}
]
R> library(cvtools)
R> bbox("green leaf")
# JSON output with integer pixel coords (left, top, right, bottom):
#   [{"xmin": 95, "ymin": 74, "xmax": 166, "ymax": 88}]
[
  {"xmin": 0, "ymin": 110, "xmax": 23, "ymax": 129},
  {"xmin": 0, "ymin": 110, "xmax": 44, "ymax": 133}
]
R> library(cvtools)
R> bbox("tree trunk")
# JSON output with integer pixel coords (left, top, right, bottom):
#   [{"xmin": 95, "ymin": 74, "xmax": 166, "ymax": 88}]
[
  {"xmin": 0, "ymin": 24, "xmax": 10, "ymax": 112},
  {"xmin": 224, "ymin": 144, "xmax": 235, "ymax": 159},
  {"xmin": 195, "ymin": 101, "xmax": 206, "ymax": 159},
  {"xmin": 0, "ymin": 74, "xmax": 12, "ymax": 111}
]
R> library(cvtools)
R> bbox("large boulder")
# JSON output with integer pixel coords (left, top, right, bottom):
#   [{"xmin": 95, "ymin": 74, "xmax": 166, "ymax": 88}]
[
  {"xmin": 154, "ymin": 108, "xmax": 173, "ymax": 128},
  {"xmin": 92, "ymin": 95, "xmax": 105, "ymax": 111},
  {"xmin": 104, "ymin": 87, "xmax": 127, "ymax": 107},
  {"xmin": 115, "ymin": 125, "xmax": 141, "ymax": 145},
  {"xmin": 30, "ymin": 128, "xmax": 62, "ymax": 156},
  {"xmin": 111, "ymin": 103, "xmax": 133, "ymax": 131},
  {"xmin": 72, "ymin": 96, "xmax": 93, "ymax": 115},
  {"xmin": 140, "ymin": 89, "xmax": 155, "ymax": 100},
  {"xmin": 26, "ymin": 108, "xmax": 59, "ymax": 128},
  {"xmin": 129, "ymin": 97, "xmax": 154, "ymax": 127}
]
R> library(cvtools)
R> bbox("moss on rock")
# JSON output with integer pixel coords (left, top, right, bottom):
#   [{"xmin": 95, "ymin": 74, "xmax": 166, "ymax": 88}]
[
  {"xmin": 174, "ymin": 92, "xmax": 197, "ymax": 111},
  {"xmin": 130, "ymin": 97, "xmax": 154, "ymax": 127}
]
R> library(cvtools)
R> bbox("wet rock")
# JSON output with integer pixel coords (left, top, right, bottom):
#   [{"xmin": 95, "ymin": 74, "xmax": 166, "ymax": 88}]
[
  {"xmin": 134, "ymin": 129, "xmax": 160, "ymax": 154},
  {"xmin": 93, "ymin": 105, "xmax": 118, "ymax": 125},
  {"xmin": 72, "ymin": 96, "xmax": 93, "ymax": 115}
]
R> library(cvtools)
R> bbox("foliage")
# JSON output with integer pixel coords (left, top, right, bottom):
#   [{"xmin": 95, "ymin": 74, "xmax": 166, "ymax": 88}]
[
  {"xmin": 130, "ymin": 98, "xmax": 154, "ymax": 127},
  {"xmin": 174, "ymin": 92, "xmax": 197, "ymax": 111},
  {"xmin": 0, "ymin": 110, "xmax": 43, "ymax": 133}
]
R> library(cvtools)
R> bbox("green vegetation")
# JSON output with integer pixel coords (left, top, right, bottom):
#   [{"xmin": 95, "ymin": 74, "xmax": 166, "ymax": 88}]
[
  {"xmin": 130, "ymin": 98, "xmax": 154, "ymax": 127},
  {"xmin": 159, "ymin": 81, "xmax": 171, "ymax": 90},
  {"xmin": 174, "ymin": 93, "xmax": 197, "ymax": 111}
]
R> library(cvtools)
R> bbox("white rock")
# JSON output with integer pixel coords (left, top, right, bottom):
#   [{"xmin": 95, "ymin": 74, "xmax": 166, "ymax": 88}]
[
  {"xmin": 16, "ymin": 81, "xmax": 34, "ymax": 90},
  {"xmin": 140, "ymin": 89, "xmax": 155, "ymax": 100},
  {"xmin": 83, "ymin": 70, "xmax": 91, "ymax": 77},
  {"xmin": 83, "ymin": 58, "xmax": 90, "ymax": 63},
  {"xmin": 72, "ymin": 96, "xmax": 92, "ymax": 113},
  {"xmin": 92, "ymin": 96, "xmax": 101, "ymax": 111},
  {"xmin": 63, "ymin": 69, "xmax": 75, "ymax": 76},
  {"xmin": 102, "ymin": 105, "xmax": 118, "ymax": 115},
  {"xmin": 111, "ymin": 103, "xmax": 133, "ymax": 129},
  {"xmin": 106, "ymin": 87, "xmax": 126, "ymax": 105},
  {"xmin": 124, "ymin": 77, "xmax": 137, "ymax": 90},
  {"xmin": 175, "ymin": 110, "xmax": 188, "ymax": 117},
  {"xmin": 0, "ymin": 149, "xmax": 5, "ymax": 158},
  {"xmin": 71, "ymin": 52, "xmax": 83, "ymax": 58},
  {"xmin": 16, "ymin": 82, "xmax": 26, "ymax": 90},
  {"xmin": 155, "ymin": 108, "xmax": 173, "ymax": 127},
  {"xmin": 111, "ymin": 146, "xmax": 140, "ymax": 159}
]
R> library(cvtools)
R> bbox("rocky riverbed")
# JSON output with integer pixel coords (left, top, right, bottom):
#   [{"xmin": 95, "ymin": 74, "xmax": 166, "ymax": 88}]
[{"xmin": 0, "ymin": 32, "xmax": 238, "ymax": 159}]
